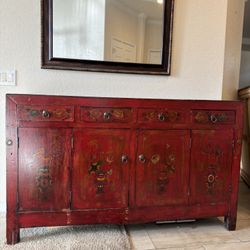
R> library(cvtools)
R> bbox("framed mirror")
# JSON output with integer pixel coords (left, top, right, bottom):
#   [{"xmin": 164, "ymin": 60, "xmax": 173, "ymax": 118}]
[{"xmin": 42, "ymin": 0, "xmax": 174, "ymax": 75}]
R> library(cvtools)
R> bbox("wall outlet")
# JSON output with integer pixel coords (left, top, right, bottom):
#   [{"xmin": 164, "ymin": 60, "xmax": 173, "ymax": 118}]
[{"xmin": 0, "ymin": 70, "xmax": 16, "ymax": 86}]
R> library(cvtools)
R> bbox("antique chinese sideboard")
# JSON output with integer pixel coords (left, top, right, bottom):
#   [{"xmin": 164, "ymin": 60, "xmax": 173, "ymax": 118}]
[{"xmin": 6, "ymin": 94, "xmax": 243, "ymax": 244}]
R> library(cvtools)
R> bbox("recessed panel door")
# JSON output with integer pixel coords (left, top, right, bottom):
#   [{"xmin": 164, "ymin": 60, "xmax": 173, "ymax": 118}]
[
  {"xmin": 136, "ymin": 130, "xmax": 190, "ymax": 207},
  {"xmin": 190, "ymin": 130, "xmax": 233, "ymax": 205},
  {"xmin": 18, "ymin": 128, "xmax": 71, "ymax": 211},
  {"xmin": 72, "ymin": 129, "xmax": 130, "ymax": 209}
]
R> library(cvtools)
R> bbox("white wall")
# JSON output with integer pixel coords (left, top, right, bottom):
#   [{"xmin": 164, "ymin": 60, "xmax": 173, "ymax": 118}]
[
  {"xmin": 222, "ymin": 0, "xmax": 245, "ymax": 99},
  {"xmin": 0, "ymin": 0, "xmax": 244, "ymax": 212}
]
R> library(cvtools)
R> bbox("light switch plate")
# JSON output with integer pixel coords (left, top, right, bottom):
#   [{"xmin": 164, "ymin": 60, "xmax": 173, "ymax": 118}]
[{"xmin": 0, "ymin": 70, "xmax": 16, "ymax": 86}]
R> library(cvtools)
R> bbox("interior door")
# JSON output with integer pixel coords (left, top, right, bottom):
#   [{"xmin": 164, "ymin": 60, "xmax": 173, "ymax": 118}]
[
  {"xmin": 72, "ymin": 129, "xmax": 130, "ymax": 209},
  {"xmin": 18, "ymin": 128, "xmax": 71, "ymax": 211},
  {"xmin": 190, "ymin": 130, "xmax": 233, "ymax": 205},
  {"xmin": 136, "ymin": 130, "xmax": 190, "ymax": 207}
]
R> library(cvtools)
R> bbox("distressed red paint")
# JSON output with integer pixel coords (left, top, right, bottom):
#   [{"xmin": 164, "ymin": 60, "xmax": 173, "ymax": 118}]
[{"xmin": 6, "ymin": 94, "xmax": 244, "ymax": 244}]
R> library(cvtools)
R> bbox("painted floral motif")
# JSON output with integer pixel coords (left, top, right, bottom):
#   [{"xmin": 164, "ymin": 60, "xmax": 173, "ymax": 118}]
[
  {"xmin": 88, "ymin": 160, "xmax": 113, "ymax": 194},
  {"xmin": 156, "ymin": 148, "xmax": 176, "ymax": 193},
  {"xmin": 144, "ymin": 111, "xmax": 180, "ymax": 122},
  {"xmin": 88, "ymin": 141, "xmax": 114, "ymax": 194},
  {"xmin": 36, "ymin": 166, "xmax": 52, "ymax": 199},
  {"xmin": 201, "ymin": 144, "xmax": 223, "ymax": 193}
]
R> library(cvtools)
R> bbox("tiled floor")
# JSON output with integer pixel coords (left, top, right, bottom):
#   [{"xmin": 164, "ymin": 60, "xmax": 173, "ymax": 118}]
[{"xmin": 127, "ymin": 180, "xmax": 250, "ymax": 250}]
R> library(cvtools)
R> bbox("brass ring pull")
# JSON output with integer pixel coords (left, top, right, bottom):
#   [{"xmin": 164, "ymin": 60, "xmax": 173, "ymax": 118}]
[
  {"xmin": 121, "ymin": 155, "xmax": 129, "ymax": 163},
  {"xmin": 6, "ymin": 139, "xmax": 13, "ymax": 146},
  {"xmin": 207, "ymin": 174, "xmax": 215, "ymax": 183},
  {"xmin": 138, "ymin": 154, "xmax": 146, "ymax": 163},
  {"xmin": 210, "ymin": 115, "xmax": 218, "ymax": 123},
  {"xmin": 103, "ymin": 112, "xmax": 111, "ymax": 120},
  {"xmin": 158, "ymin": 113, "xmax": 166, "ymax": 121},
  {"xmin": 42, "ymin": 110, "xmax": 50, "ymax": 118}
]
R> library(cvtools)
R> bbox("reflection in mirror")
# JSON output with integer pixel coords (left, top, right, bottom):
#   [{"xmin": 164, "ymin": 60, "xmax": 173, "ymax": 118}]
[{"xmin": 53, "ymin": 0, "xmax": 164, "ymax": 64}]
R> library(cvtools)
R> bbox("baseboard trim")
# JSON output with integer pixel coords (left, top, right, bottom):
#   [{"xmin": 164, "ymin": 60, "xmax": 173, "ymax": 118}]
[{"xmin": 241, "ymin": 169, "xmax": 250, "ymax": 187}]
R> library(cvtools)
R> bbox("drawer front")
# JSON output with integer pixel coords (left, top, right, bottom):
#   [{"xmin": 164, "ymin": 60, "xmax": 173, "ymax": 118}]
[
  {"xmin": 17, "ymin": 105, "xmax": 74, "ymax": 122},
  {"xmin": 192, "ymin": 110, "xmax": 235, "ymax": 125},
  {"xmin": 138, "ymin": 109, "xmax": 186, "ymax": 124},
  {"xmin": 81, "ymin": 107, "xmax": 132, "ymax": 123}
]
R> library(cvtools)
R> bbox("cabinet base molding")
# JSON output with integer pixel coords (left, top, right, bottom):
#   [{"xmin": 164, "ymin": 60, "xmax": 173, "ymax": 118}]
[
  {"xmin": 17, "ymin": 204, "xmax": 229, "ymax": 228},
  {"xmin": 6, "ymin": 94, "xmax": 244, "ymax": 244}
]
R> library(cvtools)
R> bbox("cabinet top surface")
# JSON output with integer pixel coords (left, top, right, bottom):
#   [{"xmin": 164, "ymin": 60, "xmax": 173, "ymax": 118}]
[{"xmin": 6, "ymin": 93, "xmax": 243, "ymax": 107}]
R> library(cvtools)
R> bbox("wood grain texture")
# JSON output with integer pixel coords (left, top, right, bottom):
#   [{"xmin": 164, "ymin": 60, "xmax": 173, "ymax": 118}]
[
  {"xmin": 6, "ymin": 94, "xmax": 244, "ymax": 244},
  {"xmin": 72, "ymin": 129, "xmax": 130, "ymax": 209},
  {"xmin": 18, "ymin": 128, "xmax": 71, "ymax": 211},
  {"xmin": 136, "ymin": 130, "xmax": 190, "ymax": 207}
]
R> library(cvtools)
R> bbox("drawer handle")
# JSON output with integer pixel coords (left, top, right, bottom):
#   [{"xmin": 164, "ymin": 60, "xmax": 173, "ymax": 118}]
[
  {"xmin": 103, "ymin": 112, "xmax": 111, "ymax": 120},
  {"xmin": 138, "ymin": 154, "xmax": 146, "ymax": 163},
  {"xmin": 207, "ymin": 174, "xmax": 215, "ymax": 183},
  {"xmin": 6, "ymin": 139, "xmax": 13, "ymax": 146},
  {"xmin": 121, "ymin": 155, "xmax": 129, "ymax": 163},
  {"xmin": 210, "ymin": 115, "xmax": 218, "ymax": 123},
  {"xmin": 158, "ymin": 113, "xmax": 166, "ymax": 121},
  {"xmin": 42, "ymin": 110, "xmax": 51, "ymax": 118}
]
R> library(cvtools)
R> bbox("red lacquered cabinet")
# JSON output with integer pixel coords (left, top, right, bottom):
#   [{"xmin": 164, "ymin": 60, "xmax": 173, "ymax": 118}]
[{"xmin": 6, "ymin": 94, "xmax": 243, "ymax": 244}]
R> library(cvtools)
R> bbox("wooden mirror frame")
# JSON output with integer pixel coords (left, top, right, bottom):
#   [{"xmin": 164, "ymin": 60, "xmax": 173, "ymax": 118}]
[{"xmin": 41, "ymin": 0, "xmax": 174, "ymax": 75}]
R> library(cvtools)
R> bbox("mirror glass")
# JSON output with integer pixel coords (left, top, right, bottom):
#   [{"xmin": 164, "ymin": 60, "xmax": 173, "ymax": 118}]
[{"xmin": 53, "ymin": 0, "xmax": 164, "ymax": 64}]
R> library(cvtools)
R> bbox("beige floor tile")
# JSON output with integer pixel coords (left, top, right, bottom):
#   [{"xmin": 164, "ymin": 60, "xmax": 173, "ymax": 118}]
[
  {"xmin": 144, "ymin": 219, "xmax": 239, "ymax": 249},
  {"xmin": 128, "ymin": 225, "xmax": 155, "ymax": 250},
  {"xmin": 149, "ymin": 231, "xmax": 238, "ymax": 249},
  {"xmin": 204, "ymin": 242, "xmax": 250, "ymax": 250},
  {"xmin": 231, "ymin": 219, "xmax": 250, "ymax": 241},
  {"xmin": 159, "ymin": 246, "xmax": 205, "ymax": 250},
  {"xmin": 128, "ymin": 181, "xmax": 250, "ymax": 250}
]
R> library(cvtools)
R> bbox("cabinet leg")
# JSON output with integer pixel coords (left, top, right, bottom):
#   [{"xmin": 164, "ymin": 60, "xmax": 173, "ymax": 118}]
[
  {"xmin": 224, "ymin": 215, "xmax": 236, "ymax": 231},
  {"xmin": 6, "ymin": 227, "xmax": 20, "ymax": 245}
]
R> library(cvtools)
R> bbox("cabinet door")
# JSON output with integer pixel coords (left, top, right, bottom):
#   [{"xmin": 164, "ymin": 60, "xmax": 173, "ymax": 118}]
[
  {"xmin": 18, "ymin": 128, "xmax": 71, "ymax": 211},
  {"xmin": 136, "ymin": 130, "xmax": 190, "ymax": 207},
  {"xmin": 72, "ymin": 129, "xmax": 130, "ymax": 209},
  {"xmin": 190, "ymin": 130, "xmax": 233, "ymax": 205}
]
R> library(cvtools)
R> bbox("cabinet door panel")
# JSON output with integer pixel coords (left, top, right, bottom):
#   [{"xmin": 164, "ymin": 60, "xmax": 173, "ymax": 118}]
[
  {"xmin": 190, "ymin": 130, "xmax": 233, "ymax": 205},
  {"xmin": 136, "ymin": 130, "xmax": 190, "ymax": 207},
  {"xmin": 18, "ymin": 128, "xmax": 71, "ymax": 211},
  {"xmin": 72, "ymin": 129, "xmax": 130, "ymax": 209}
]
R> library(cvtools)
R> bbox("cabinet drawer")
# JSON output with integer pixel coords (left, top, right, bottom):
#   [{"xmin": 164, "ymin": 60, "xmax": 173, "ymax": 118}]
[
  {"xmin": 17, "ymin": 105, "xmax": 74, "ymax": 122},
  {"xmin": 192, "ymin": 110, "xmax": 235, "ymax": 125},
  {"xmin": 81, "ymin": 107, "xmax": 133, "ymax": 123},
  {"xmin": 138, "ymin": 109, "xmax": 186, "ymax": 124}
]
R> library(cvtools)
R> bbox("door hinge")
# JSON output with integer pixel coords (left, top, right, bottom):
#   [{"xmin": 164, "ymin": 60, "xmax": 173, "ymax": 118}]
[
  {"xmin": 17, "ymin": 137, "xmax": 19, "ymax": 148},
  {"xmin": 190, "ymin": 138, "xmax": 192, "ymax": 149},
  {"xmin": 71, "ymin": 137, "xmax": 74, "ymax": 149},
  {"xmin": 232, "ymin": 140, "xmax": 235, "ymax": 150},
  {"xmin": 69, "ymin": 191, "xmax": 72, "ymax": 206},
  {"xmin": 229, "ymin": 185, "xmax": 232, "ymax": 193},
  {"xmin": 16, "ymin": 192, "xmax": 19, "ymax": 210}
]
